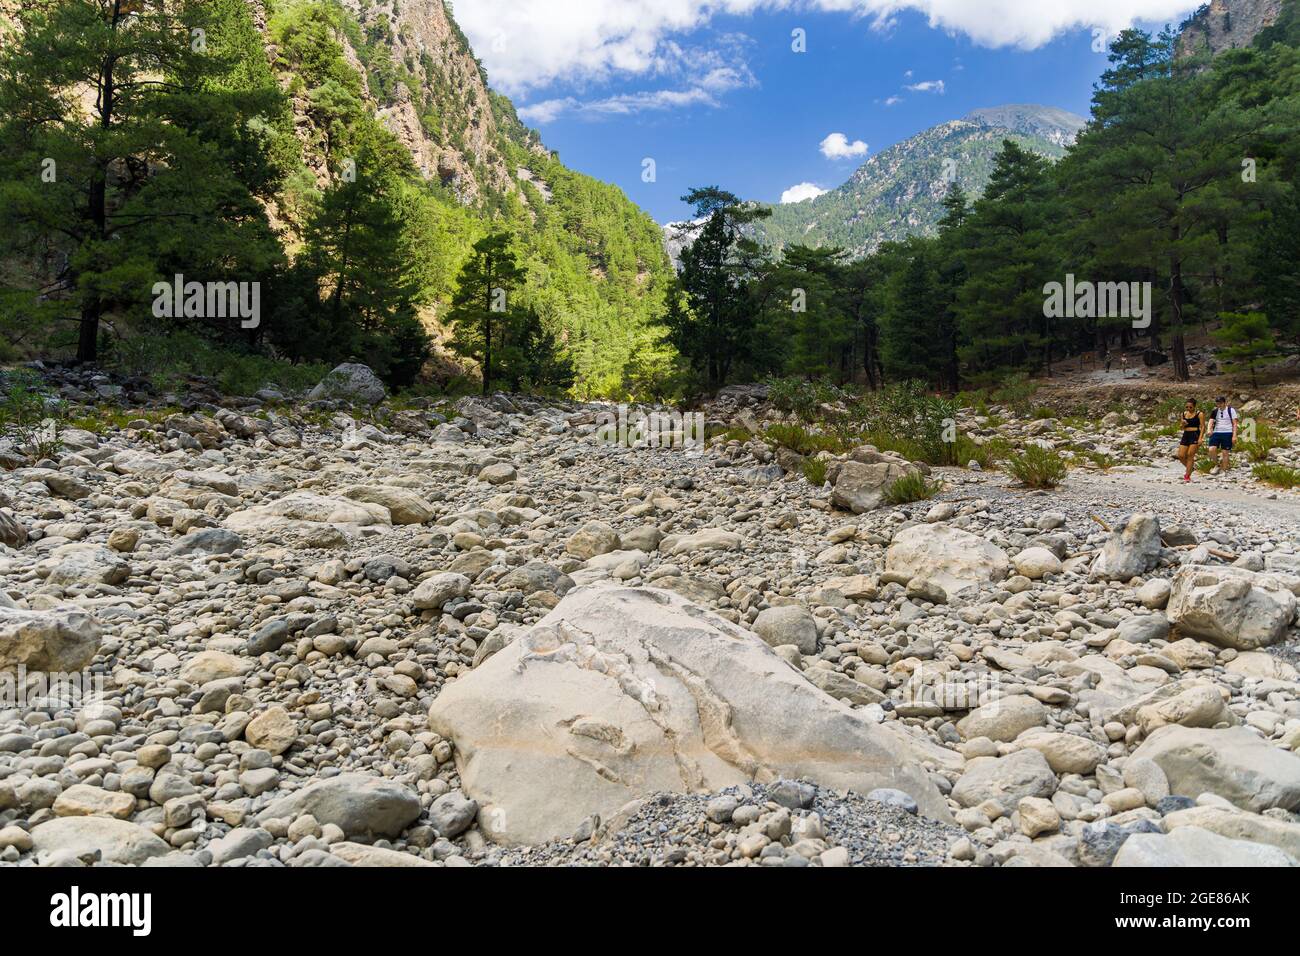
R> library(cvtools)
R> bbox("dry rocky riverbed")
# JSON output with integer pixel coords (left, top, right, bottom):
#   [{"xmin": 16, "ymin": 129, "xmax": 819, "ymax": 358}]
[{"xmin": 1, "ymin": 364, "xmax": 1299, "ymax": 868}]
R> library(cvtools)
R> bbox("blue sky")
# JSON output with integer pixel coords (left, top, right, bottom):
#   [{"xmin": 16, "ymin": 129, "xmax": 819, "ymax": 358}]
[{"xmin": 455, "ymin": 1, "xmax": 1202, "ymax": 224}]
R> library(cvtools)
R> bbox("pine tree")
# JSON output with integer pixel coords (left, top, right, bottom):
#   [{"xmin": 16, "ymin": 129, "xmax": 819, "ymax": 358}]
[
  {"xmin": 446, "ymin": 231, "xmax": 526, "ymax": 395},
  {"xmin": 1216, "ymin": 312, "xmax": 1277, "ymax": 387},
  {"xmin": 300, "ymin": 118, "xmax": 430, "ymax": 382},
  {"xmin": 1070, "ymin": 28, "xmax": 1268, "ymax": 381},
  {"xmin": 0, "ymin": 0, "xmax": 283, "ymax": 361},
  {"xmin": 955, "ymin": 141, "xmax": 1059, "ymax": 382},
  {"xmin": 663, "ymin": 187, "xmax": 773, "ymax": 390},
  {"xmin": 881, "ymin": 240, "xmax": 945, "ymax": 386},
  {"xmin": 770, "ymin": 245, "xmax": 852, "ymax": 381},
  {"xmin": 502, "ymin": 307, "xmax": 575, "ymax": 395}
]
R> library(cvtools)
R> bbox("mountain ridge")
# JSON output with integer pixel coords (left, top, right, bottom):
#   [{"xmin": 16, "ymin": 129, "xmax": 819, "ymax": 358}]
[{"xmin": 746, "ymin": 103, "xmax": 1085, "ymax": 258}]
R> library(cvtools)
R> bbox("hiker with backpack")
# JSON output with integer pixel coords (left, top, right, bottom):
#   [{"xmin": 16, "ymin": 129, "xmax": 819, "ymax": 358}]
[
  {"xmin": 1208, "ymin": 396, "xmax": 1240, "ymax": 473},
  {"xmin": 1176, "ymin": 399, "xmax": 1206, "ymax": 484}
]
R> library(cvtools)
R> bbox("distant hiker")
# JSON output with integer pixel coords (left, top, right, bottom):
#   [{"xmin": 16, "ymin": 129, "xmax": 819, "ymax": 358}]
[
  {"xmin": 1208, "ymin": 396, "xmax": 1240, "ymax": 472},
  {"xmin": 1120, "ymin": 354, "xmax": 1130, "ymax": 378},
  {"xmin": 1176, "ymin": 399, "xmax": 1205, "ymax": 484},
  {"xmin": 1105, "ymin": 354, "xmax": 1113, "ymax": 374}
]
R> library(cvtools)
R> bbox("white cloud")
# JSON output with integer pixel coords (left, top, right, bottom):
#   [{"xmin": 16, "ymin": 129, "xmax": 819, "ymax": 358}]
[
  {"xmin": 511, "ymin": 32, "xmax": 756, "ymax": 124},
  {"xmin": 781, "ymin": 182, "xmax": 829, "ymax": 203},
  {"xmin": 905, "ymin": 79, "xmax": 945, "ymax": 93},
  {"xmin": 820, "ymin": 132, "xmax": 869, "ymax": 160},
  {"xmin": 883, "ymin": 95, "xmax": 903, "ymax": 106},
  {"xmin": 456, "ymin": 1, "xmax": 1201, "ymax": 94},
  {"xmin": 518, "ymin": 88, "xmax": 723, "ymax": 123}
]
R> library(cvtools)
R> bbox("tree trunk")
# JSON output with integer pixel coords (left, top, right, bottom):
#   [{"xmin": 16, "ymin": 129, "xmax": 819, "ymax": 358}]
[
  {"xmin": 77, "ymin": 294, "xmax": 100, "ymax": 363},
  {"xmin": 1170, "ymin": 242, "xmax": 1190, "ymax": 382},
  {"xmin": 78, "ymin": 14, "xmax": 117, "ymax": 365},
  {"xmin": 76, "ymin": 166, "xmax": 107, "ymax": 362},
  {"xmin": 482, "ymin": 262, "xmax": 493, "ymax": 396}
]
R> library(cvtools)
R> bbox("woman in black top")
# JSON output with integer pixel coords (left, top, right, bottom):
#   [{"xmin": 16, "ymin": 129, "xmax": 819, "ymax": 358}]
[{"xmin": 1176, "ymin": 399, "xmax": 1204, "ymax": 483}]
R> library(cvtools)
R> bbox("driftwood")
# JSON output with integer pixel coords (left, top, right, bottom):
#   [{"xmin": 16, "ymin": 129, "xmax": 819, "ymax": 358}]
[
  {"xmin": 1088, "ymin": 514, "xmax": 1239, "ymax": 562},
  {"xmin": 1168, "ymin": 542, "xmax": 1238, "ymax": 562}
]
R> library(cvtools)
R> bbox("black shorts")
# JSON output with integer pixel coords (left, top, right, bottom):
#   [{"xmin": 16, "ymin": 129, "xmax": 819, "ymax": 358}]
[{"xmin": 1180, "ymin": 434, "xmax": 1200, "ymax": 447}]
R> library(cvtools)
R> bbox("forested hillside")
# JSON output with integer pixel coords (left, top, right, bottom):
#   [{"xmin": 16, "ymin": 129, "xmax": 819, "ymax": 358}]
[
  {"xmin": 0, "ymin": 0, "xmax": 672, "ymax": 398},
  {"xmin": 756, "ymin": 105, "xmax": 1085, "ymax": 257}
]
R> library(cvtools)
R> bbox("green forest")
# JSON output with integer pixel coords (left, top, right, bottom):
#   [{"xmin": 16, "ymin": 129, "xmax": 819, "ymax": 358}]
[
  {"xmin": 0, "ymin": 0, "xmax": 672, "ymax": 398},
  {"xmin": 666, "ymin": 13, "xmax": 1300, "ymax": 395},
  {"xmin": 2, "ymin": 0, "xmax": 1298, "ymax": 401}
]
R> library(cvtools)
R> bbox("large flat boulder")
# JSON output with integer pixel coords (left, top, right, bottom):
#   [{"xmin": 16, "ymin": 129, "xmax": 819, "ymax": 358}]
[
  {"xmin": 1163, "ymin": 805, "xmax": 1300, "ymax": 860},
  {"xmin": 31, "ymin": 817, "xmax": 170, "ymax": 865},
  {"xmin": 224, "ymin": 493, "xmax": 391, "ymax": 540},
  {"xmin": 37, "ymin": 545, "xmax": 129, "ymax": 587},
  {"xmin": 956, "ymin": 696, "xmax": 1048, "ymax": 742},
  {"xmin": 1167, "ymin": 565, "xmax": 1297, "ymax": 650},
  {"xmin": 885, "ymin": 524, "xmax": 1010, "ymax": 597},
  {"xmin": 1132, "ymin": 726, "xmax": 1300, "ymax": 813},
  {"xmin": 657, "ymin": 529, "xmax": 743, "ymax": 556},
  {"xmin": 1113, "ymin": 826, "xmax": 1297, "ymax": 867},
  {"xmin": 0, "ymin": 605, "xmax": 101, "ymax": 673},
  {"xmin": 951, "ymin": 750, "xmax": 1057, "ymax": 808},
  {"xmin": 427, "ymin": 585, "xmax": 950, "ymax": 845},
  {"xmin": 307, "ymin": 363, "xmax": 386, "ymax": 405},
  {"xmin": 257, "ymin": 774, "xmax": 420, "ymax": 840},
  {"xmin": 342, "ymin": 486, "xmax": 435, "ymax": 525},
  {"xmin": 831, "ymin": 461, "xmax": 918, "ymax": 514}
]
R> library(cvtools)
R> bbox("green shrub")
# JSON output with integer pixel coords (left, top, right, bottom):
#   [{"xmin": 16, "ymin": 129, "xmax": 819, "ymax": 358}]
[
  {"xmin": 106, "ymin": 332, "xmax": 329, "ymax": 397},
  {"xmin": 987, "ymin": 373, "xmax": 1039, "ymax": 414},
  {"xmin": 1152, "ymin": 396, "xmax": 1187, "ymax": 420},
  {"xmin": 1070, "ymin": 448, "xmax": 1118, "ymax": 471},
  {"xmin": 1238, "ymin": 422, "xmax": 1291, "ymax": 464},
  {"xmin": 860, "ymin": 429, "xmax": 928, "ymax": 464},
  {"xmin": 884, "ymin": 472, "xmax": 941, "ymax": 505},
  {"xmin": 0, "ymin": 369, "xmax": 65, "ymax": 458},
  {"xmin": 1253, "ymin": 463, "xmax": 1300, "ymax": 488},
  {"xmin": 708, "ymin": 425, "xmax": 752, "ymax": 444},
  {"xmin": 763, "ymin": 423, "xmax": 850, "ymax": 456},
  {"xmin": 956, "ymin": 434, "xmax": 1011, "ymax": 471},
  {"xmin": 1031, "ymin": 406, "xmax": 1058, "ymax": 420},
  {"xmin": 802, "ymin": 457, "xmax": 828, "ymax": 486},
  {"xmin": 954, "ymin": 389, "xmax": 991, "ymax": 416},
  {"xmin": 1006, "ymin": 444, "xmax": 1068, "ymax": 489},
  {"xmin": 852, "ymin": 382, "xmax": 959, "ymax": 465},
  {"xmin": 765, "ymin": 377, "xmax": 854, "ymax": 423}
]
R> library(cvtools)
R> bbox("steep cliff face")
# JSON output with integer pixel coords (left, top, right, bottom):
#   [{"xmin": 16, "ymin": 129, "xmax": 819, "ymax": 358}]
[
  {"xmin": 338, "ymin": 0, "xmax": 543, "ymax": 202},
  {"xmin": 257, "ymin": 0, "xmax": 545, "ymax": 207},
  {"xmin": 1179, "ymin": 0, "xmax": 1284, "ymax": 55}
]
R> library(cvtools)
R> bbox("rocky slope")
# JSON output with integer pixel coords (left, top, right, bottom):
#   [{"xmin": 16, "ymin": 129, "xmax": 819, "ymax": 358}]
[
  {"xmin": 1, "ymin": 365, "xmax": 1299, "ymax": 868},
  {"xmin": 301, "ymin": 0, "xmax": 544, "ymax": 205},
  {"xmin": 753, "ymin": 105, "xmax": 1085, "ymax": 258},
  {"xmin": 1179, "ymin": 0, "xmax": 1285, "ymax": 56}
]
